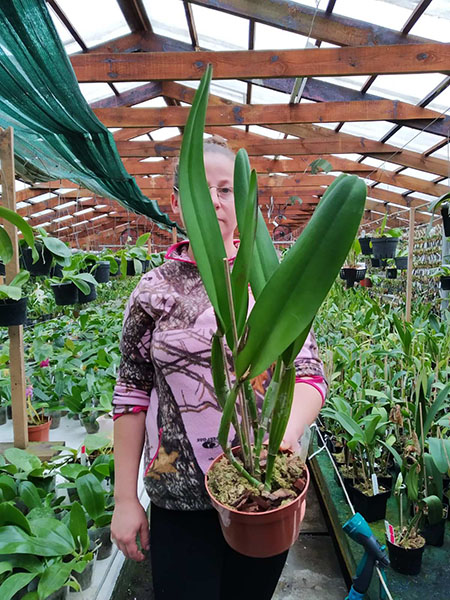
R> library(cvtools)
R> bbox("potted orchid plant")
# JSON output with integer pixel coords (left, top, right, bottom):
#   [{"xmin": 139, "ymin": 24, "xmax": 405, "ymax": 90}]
[{"xmin": 177, "ymin": 66, "xmax": 367, "ymax": 558}]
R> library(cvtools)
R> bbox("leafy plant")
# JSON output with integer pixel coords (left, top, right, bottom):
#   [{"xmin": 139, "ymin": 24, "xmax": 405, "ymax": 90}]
[
  {"xmin": 48, "ymin": 270, "xmax": 97, "ymax": 296},
  {"xmin": 177, "ymin": 65, "xmax": 366, "ymax": 491},
  {"xmin": 0, "ymin": 270, "xmax": 30, "ymax": 301},
  {"xmin": 115, "ymin": 232, "xmax": 151, "ymax": 277},
  {"xmin": 372, "ymin": 213, "xmax": 402, "ymax": 239},
  {"xmin": 0, "ymin": 206, "xmax": 35, "ymax": 265}
]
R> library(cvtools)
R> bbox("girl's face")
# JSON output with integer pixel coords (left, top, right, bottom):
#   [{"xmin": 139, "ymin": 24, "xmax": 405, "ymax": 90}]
[{"xmin": 172, "ymin": 152, "xmax": 237, "ymax": 244}]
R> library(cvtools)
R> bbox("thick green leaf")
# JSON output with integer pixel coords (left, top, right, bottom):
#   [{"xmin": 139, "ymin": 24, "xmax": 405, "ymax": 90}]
[
  {"xmin": 59, "ymin": 464, "xmax": 89, "ymax": 481},
  {"xmin": 0, "ymin": 503, "xmax": 32, "ymax": 534},
  {"xmin": 4, "ymin": 448, "xmax": 41, "ymax": 473},
  {"xmin": 41, "ymin": 237, "xmax": 71, "ymax": 258},
  {"xmin": 0, "ymin": 284, "xmax": 21, "ymax": 300},
  {"xmin": 230, "ymin": 169, "xmax": 258, "ymax": 337},
  {"xmin": 236, "ymin": 174, "xmax": 366, "ymax": 378},
  {"xmin": 249, "ymin": 210, "xmax": 279, "ymax": 300},
  {"xmin": 38, "ymin": 562, "xmax": 72, "ymax": 600},
  {"xmin": 178, "ymin": 65, "xmax": 231, "ymax": 336},
  {"xmin": 69, "ymin": 502, "xmax": 88, "ymax": 553},
  {"xmin": 0, "ymin": 525, "xmax": 73, "ymax": 556},
  {"xmin": 420, "ymin": 495, "xmax": 443, "ymax": 525},
  {"xmin": 135, "ymin": 232, "xmax": 151, "ymax": 247},
  {"xmin": 10, "ymin": 270, "xmax": 30, "ymax": 288},
  {"xmin": 0, "ymin": 476, "xmax": 16, "ymax": 501},
  {"xmin": 18, "ymin": 482, "xmax": 42, "ymax": 510},
  {"xmin": 0, "ymin": 228, "xmax": 13, "ymax": 264},
  {"xmin": 28, "ymin": 518, "xmax": 75, "ymax": 555},
  {"xmin": 0, "ymin": 572, "xmax": 36, "ymax": 600},
  {"xmin": 427, "ymin": 437, "xmax": 450, "ymax": 474},
  {"xmin": 0, "ymin": 206, "xmax": 35, "ymax": 249},
  {"xmin": 75, "ymin": 473, "xmax": 105, "ymax": 521},
  {"xmin": 422, "ymin": 384, "xmax": 449, "ymax": 441}
]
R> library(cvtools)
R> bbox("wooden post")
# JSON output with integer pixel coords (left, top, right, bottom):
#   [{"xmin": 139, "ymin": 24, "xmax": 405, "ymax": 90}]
[
  {"xmin": 0, "ymin": 128, "xmax": 28, "ymax": 448},
  {"xmin": 405, "ymin": 207, "xmax": 415, "ymax": 323},
  {"xmin": 147, "ymin": 233, "xmax": 152, "ymax": 254},
  {"xmin": 171, "ymin": 226, "xmax": 177, "ymax": 245}
]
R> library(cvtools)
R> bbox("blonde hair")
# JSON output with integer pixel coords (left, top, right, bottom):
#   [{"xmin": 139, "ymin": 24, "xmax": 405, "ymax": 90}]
[{"xmin": 173, "ymin": 135, "xmax": 235, "ymax": 189}]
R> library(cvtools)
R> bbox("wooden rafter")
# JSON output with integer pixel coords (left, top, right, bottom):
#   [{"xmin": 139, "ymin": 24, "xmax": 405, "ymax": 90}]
[{"xmin": 71, "ymin": 44, "xmax": 450, "ymax": 82}]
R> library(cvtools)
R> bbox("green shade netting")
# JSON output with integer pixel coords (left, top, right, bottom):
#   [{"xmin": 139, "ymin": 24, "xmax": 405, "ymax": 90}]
[{"xmin": 0, "ymin": 0, "xmax": 180, "ymax": 233}]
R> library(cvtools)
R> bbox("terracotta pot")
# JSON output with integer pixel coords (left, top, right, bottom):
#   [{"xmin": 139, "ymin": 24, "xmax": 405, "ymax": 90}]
[
  {"xmin": 205, "ymin": 451, "xmax": 310, "ymax": 558},
  {"xmin": 28, "ymin": 418, "xmax": 52, "ymax": 442}
]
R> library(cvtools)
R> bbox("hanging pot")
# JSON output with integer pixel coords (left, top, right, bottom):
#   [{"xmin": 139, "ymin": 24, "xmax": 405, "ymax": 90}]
[
  {"xmin": 20, "ymin": 245, "xmax": 53, "ymax": 276},
  {"xmin": 50, "ymin": 264, "xmax": 64, "ymax": 278},
  {"xmin": 440, "ymin": 276, "xmax": 450, "ymax": 291},
  {"xmin": 78, "ymin": 282, "xmax": 97, "ymax": 304},
  {"xmin": 0, "ymin": 406, "xmax": 7, "ymax": 425},
  {"xmin": 348, "ymin": 485, "xmax": 390, "ymax": 523},
  {"xmin": 28, "ymin": 418, "xmax": 52, "ymax": 442},
  {"xmin": 93, "ymin": 261, "xmax": 110, "ymax": 283},
  {"xmin": 394, "ymin": 256, "xmax": 408, "ymax": 270},
  {"xmin": 205, "ymin": 449, "xmax": 309, "ymax": 558},
  {"xmin": 371, "ymin": 237, "xmax": 399, "ymax": 259},
  {"xmin": 386, "ymin": 537, "xmax": 425, "ymax": 576},
  {"xmin": 0, "ymin": 297, "xmax": 28, "ymax": 327},
  {"xmin": 141, "ymin": 259, "xmax": 150, "ymax": 273},
  {"xmin": 358, "ymin": 237, "xmax": 372, "ymax": 256},
  {"xmin": 387, "ymin": 268, "xmax": 397, "ymax": 279},
  {"xmin": 51, "ymin": 282, "xmax": 79, "ymax": 305},
  {"xmin": 340, "ymin": 267, "xmax": 366, "ymax": 289},
  {"xmin": 0, "ymin": 262, "xmax": 5, "ymax": 276},
  {"xmin": 441, "ymin": 204, "xmax": 450, "ymax": 237}
]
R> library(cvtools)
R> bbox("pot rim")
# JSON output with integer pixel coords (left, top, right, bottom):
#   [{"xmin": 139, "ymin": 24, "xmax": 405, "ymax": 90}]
[{"xmin": 205, "ymin": 447, "xmax": 310, "ymax": 517}]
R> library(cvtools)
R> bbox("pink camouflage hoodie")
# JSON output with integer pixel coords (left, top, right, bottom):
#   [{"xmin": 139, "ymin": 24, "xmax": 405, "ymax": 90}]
[{"xmin": 113, "ymin": 241, "xmax": 327, "ymax": 511}]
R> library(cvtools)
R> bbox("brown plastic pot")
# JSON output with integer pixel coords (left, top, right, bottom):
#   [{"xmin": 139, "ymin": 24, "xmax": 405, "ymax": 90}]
[
  {"xmin": 205, "ymin": 450, "xmax": 310, "ymax": 558},
  {"xmin": 28, "ymin": 418, "xmax": 52, "ymax": 442}
]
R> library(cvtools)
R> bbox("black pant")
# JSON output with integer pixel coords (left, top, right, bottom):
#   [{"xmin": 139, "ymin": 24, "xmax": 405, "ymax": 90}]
[{"xmin": 150, "ymin": 504, "xmax": 288, "ymax": 600}]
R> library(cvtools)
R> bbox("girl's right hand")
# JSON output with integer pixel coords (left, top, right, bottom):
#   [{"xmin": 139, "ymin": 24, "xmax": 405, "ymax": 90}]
[{"xmin": 111, "ymin": 499, "xmax": 150, "ymax": 562}]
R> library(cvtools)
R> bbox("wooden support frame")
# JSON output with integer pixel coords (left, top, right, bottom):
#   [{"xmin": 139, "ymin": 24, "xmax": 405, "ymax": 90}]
[{"xmin": 0, "ymin": 128, "xmax": 28, "ymax": 449}]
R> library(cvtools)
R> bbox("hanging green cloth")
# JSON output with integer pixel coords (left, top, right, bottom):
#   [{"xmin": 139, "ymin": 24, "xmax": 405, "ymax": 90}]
[{"xmin": 0, "ymin": 0, "xmax": 180, "ymax": 232}]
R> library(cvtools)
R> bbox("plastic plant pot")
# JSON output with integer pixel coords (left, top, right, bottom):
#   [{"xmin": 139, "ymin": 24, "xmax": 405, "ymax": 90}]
[
  {"xmin": 386, "ymin": 537, "xmax": 425, "ymax": 576},
  {"xmin": 387, "ymin": 268, "xmax": 397, "ymax": 279},
  {"xmin": 440, "ymin": 276, "xmax": 450, "ymax": 291},
  {"xmin": 78, "ymin": 282, "xmax": 97, "ymax": 304},
  {"xmin": 89, "ymin": 525, "xmax": 113, "ymax": 560},
  {"xmin": 394, "ymin": 256, "xmax": 408, "ymax": 270},
  {"xmin": 348, "ymin": 486, "xmax": 390, "ymax": 523},
  {"xmin": 141, "ymin": 259, "xmax": 150, "ymax": 273},
  {"xmin": 205, "ymin": 450, "xmax": 310, "ymax": 558},
  {"xmin": 0, "ymin": 406, "xmax": 7, "ymax": 425},
  {"xmin": 50, "ymin": 264, "xmax": 63, "ymax": 278},
  {"xmin": 358, "ymin": 237, "xmax": 372, "ymax": 256},
  {"xmin": 420, "ymin": 518, "xmax": 446, "ymax": 547},
  {"xmin": 0, "ymin": 297, "xmax": 28, "ymax": 326},
  {"xmin": 442, "ymin": 204, "xmax": 450, "ymax": 237},
  {"xmin": 21, "ymin": 245, "xmax": 52, "ymax": 276},
  {"xmin": 51, "ymin": 283, "xmax": 79, "ymax": 305},
  {"xmin": 27, "ymin": 418, "xmax": 52, "ymax": 442},
  {"xmin": 340, "ymin": 267, "xmax": 367, "ymax": 289},
  {"xmin": 0, "ymin": 262, "xmax": 5, "ymax": 276},
  {"xmin": 72, "ymin": 554, "xmax": 96, "ymax": 590},
  {"xmin": 93, "ymin": 261, "xmax": 110, "ymax": 283},
  {"xmin": 48, "ymin": 410, "xmax": 62, "ymax": 429},
  {"xmin": 82, "ymin": 417, "xmax": 100, "ymax": 434},
  {"xmin": 371, "ymin": 237, "xmax": 399, "ymax": 259}
]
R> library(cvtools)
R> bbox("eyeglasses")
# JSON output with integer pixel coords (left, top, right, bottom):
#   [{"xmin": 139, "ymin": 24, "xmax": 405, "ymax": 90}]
[{"xmin": 173, "ymin": 185, "xmax": 234, "ymax": 202}]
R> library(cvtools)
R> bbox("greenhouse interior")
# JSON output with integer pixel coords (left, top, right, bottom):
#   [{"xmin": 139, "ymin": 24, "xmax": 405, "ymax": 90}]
[{"xmin": 0, "ymin": 0, "xmax": 449, "ymax": 599}]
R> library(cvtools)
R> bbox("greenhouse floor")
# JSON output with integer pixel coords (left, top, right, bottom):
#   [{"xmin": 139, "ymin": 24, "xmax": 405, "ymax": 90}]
[{"xmin": 1, "ymin": 417, "xmax": 348, "ymax": 599}]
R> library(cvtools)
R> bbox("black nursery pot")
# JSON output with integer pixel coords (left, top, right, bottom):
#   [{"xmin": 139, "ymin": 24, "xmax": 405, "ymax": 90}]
[
  {"xmin": 340, "ymin": 267, "xmax": 366, "ymax": 289},
  {"xmin": 50, "ymin": 264, "xmax": 63, "ymax": 278},
  {"xmin": 441, "ymin": 204, "xmax": 450, "ymax": 237},
  {"xmin": 78, "ymin": 282, "xmax": 97, "ymax": 304},
  {"xmin": 349, "ymin": 486, "xmax": 390, "ymax": 522},
  {"xmin": 371, "ymin": 237, "xmax": 399, "ymax": 259},
  {"xmin": 20, "ymin": 245, "xmax": 52, "ymax": 276},
  {"xmin": 440, "ymin": 276, "xmax": 450, "ymax": 291},
  {"xmin": 394, "ymin": 256, "xmax": 408, "ymax": 270},
  {"xmin": 387, "ymin": 268, "xmax": 397, "ymax": 279},
  {"xmin": 111, "ymin": 258, "xmax": 121, "ymax": 277},
  {"xmin": 89, "ymin": 525, "xmax": 113, "ymax": 560},
  {"xmin": 0, "ymin": 262, "xmax": 5, "ymax": 276},
  {"xmin": 386, "ymin": 538, "xmax": 425, "ymax": 576},
  {"xmin": 0, "ymin": 297, "xmax": 28, "ymax": 326},
  {"xmin": 420, "ymin": 518, "xmax": 446, "ymax": 547},
  {"xmin": 93, "ymin": 261, "xmax": 110, "ymax": 283},
  {"xmin": 51, "ymin": 282, "xmax": 79, "ymax": 305},
  {"xmin": 358, "ymin": 237, "xmax": 372, "ymax": 256}
]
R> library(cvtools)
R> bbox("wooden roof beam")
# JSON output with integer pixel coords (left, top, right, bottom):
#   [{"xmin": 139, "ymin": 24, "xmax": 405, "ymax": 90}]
[
  {"xmin": 71, "ymin": 44, "xmax": 450, "ymax": 82},
  {"xmin": 93, "ymin": 101, "xmax": 442, "ymax": 128},
  {"xmin": 116, "ymin": 0, "xmax": 152, "ymax": 32}
]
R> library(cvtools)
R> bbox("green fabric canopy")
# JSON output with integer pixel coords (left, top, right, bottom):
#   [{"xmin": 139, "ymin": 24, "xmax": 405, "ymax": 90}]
[{"xmin": 0, "ymin": 0, "xmax": 180, "ymax": 232}]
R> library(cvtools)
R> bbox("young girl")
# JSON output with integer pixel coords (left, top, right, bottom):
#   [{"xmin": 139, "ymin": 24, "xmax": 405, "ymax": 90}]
[{"xmin": 111, "ymin": 138, "xmax": 327, "ymax": 599}]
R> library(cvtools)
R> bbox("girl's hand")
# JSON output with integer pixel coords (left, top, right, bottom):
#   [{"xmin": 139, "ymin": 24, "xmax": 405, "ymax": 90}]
[
  {"xmin": 279, "ymin": 434, "xmax": 301, "ymax": 454},
  {"xmin": 111, "ymin": 498, "xmax": 150, "ymax": 562}
]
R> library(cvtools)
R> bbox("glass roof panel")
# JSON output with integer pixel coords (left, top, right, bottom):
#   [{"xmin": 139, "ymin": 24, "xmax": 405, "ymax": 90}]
[
  {"xmin": 254, "ymin": 23, "xmax": 310, "ymax": 50},
  {"xmin": 150, "ymin": 128, "xmax": 181, "ymax": 141},
  {"xmin": 251, "ymin": 86, "xmax": 289, "ymax": 104},
  {"xmin": 249, "ymin": 126, "xmax": 285, "ymax": 139},
  {"xmin": 57, "ymin": 0, "xmax": 130, "ymax": 48},
  {"xmin": 340, "ymin": 121, "xmax": 394, "ymax": 140},
  {"xmin": 411, "ymin": 192, "xmax": 440, "ymax": 202},
  {"xmin": 47, "ymin": 4, "xmax": 81, "ymax": 55},
  {"xmin": 429, "ymin": 143, "xmax": 450, "ymax": 160},
  {"xmin": 374, "ymin": 182, "xmax": 410, "ymax": 194},
  {"xmin": 191, "ymin": 4, "xmax": 249, "ymax": 50},
  {"xmin": 400, "ymin": 168, "xmax": 440, "ymax": 181},
  {"xmin": 132, "ymin": 97, "xmax": 167, "ymax": 108},
  {"xmin": 360, "ymin": 157, "xmax": 399, "ymax": 171},
  {"xmin": 369, "ymin": 74, "xmax": 448, "ymax": 104},
  {"xmin": 386, "ymin": 127, "xmax": 444, "ymax": 153},
  {"xmin": 210, "ymin": 80, "xmax": 247, "ymax": 103},
  {"xmin": 409, "ymin": 7, "xmax": 449, "ymax": 42},
  {"xmin": 79, "ymin": 83, "xmax": 114, "ymax": 103},
  {"xmin": 427, "ymin": 84, "xmax": 450, "ymax": 112},
  {"xmin": 333, "ymin": 0, "xmax": 414, "ymax": 29},
  {"xmin": 144, "ymin": 0, "xmax": 191, "ymax": 44},
  {"xmin": 312, "ymin": 76, "xmax": 370, "ymax": 91}
]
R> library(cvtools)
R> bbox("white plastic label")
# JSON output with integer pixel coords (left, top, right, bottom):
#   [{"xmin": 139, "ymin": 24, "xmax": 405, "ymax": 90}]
[{"xmin": 371, "ymin": 473, "xmax": 379, "ymax": 496}]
